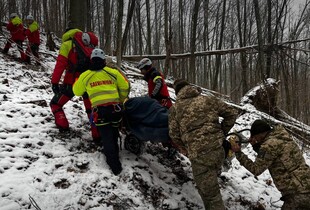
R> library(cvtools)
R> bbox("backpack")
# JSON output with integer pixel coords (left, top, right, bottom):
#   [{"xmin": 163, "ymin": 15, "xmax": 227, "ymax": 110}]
[
  {"xmin": 61, "ymin": 28, "xmax": 82, "ymax": 43},
  {"xmin": 72, "ymin": 32, "xmax": 97, "ymax": 73},
  {"xmin": 73, "ymin": 38, "xmax": 92, "ymax": 73}
]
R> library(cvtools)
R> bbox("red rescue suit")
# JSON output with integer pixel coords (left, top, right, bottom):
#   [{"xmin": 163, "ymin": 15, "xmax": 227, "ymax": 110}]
[
  {"xmin": 50, "ymin": 29, "xmax": 99, "ymax": 140},
  {"xmin": 144, "ymin": 67, "xmax": 172, "ymax": 108},
  {"xmin": 3, "ymin": 16, "xmax": 26, "ymax": 60}
]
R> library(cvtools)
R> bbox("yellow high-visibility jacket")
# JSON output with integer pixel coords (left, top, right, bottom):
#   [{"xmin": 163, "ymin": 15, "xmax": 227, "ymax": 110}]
[{"xmin": 73, "ymin": 66, "xmax": 130, "ymax": 107}]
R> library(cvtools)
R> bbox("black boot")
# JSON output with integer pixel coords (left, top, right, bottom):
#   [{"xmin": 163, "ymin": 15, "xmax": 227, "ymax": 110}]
[{"xmin": 2, "ymin": 48, "xmax": 9, "ymax": 54}]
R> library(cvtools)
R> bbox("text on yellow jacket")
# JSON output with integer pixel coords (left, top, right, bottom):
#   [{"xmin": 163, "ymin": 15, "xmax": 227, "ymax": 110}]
[{"xmin": 73, "ymin": 66, "xmax": 130, "ymax": 107}]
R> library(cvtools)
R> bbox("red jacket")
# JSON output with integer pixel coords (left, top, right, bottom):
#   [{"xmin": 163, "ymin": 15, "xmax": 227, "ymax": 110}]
[
  {"xmin": 25, "ymin": 21, "xmax": 40, "ymax": 45},
  {"xmin": 51, "ymin": 30, "xmax": 97, "ymax": 85},
  {"xmin": 145, "ymin": 68, "xmax": 172, "ymax": 108},
  {"xmin": 7, "ymin": 17, "xmax": 25, "ymax": 41}
]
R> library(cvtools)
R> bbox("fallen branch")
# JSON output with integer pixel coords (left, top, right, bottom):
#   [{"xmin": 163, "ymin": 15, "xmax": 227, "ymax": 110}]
[
  {"xmin": 239, "ymin": 78, "xmax": 310, "ymax": 148},
  {"xmin": 122, "ymin": 38, "xmax": 310, "ymax": 61}
]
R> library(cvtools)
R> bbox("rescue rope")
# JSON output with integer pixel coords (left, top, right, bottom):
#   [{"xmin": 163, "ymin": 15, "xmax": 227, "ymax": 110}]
[
  {"xmin": 23, "ymin": 71, "xmax": 52, "ymax": 94},
  {"xmin": 0, "ymin": 30, "xmax": 51, "ymax": 69},
  {"xmin": 226, "ymin": 128, "xmax": 251, "ymax": 145},
  {"xmin": 29, "ymin": 195, "xmax": 42, "ymax": 210}
]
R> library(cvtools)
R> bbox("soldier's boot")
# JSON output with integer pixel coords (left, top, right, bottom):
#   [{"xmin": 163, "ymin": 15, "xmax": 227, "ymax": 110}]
[{"xmin": 201, "ymin": 190, "xmax": 226, "ymax": 210}]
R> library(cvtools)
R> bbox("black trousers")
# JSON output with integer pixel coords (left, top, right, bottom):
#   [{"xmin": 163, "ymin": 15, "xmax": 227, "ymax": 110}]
[
  {"xmin": 25, "ymin": 43, "xmax": 40, "ymax": 64},
  {"xmin": 95, "ymin": 105, "xmax": 122, "ymax": 175}
]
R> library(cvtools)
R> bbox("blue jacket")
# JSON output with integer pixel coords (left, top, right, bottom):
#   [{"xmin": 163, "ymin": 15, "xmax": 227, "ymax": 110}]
[{"xmin": 123, "ymin": 97, "xmax": 169, "ymax": 142}]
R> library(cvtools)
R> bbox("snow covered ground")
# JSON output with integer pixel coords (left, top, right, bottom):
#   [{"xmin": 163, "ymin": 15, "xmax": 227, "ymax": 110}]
[{"xmin": 1, "ymin": 32, "xmax": 310, "ymax": 210}]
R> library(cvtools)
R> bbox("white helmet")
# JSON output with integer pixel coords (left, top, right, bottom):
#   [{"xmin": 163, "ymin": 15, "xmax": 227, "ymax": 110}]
[
  {"xmin": 82, "ymin": 32, "xmax": 91, "ymax": 46},
  {"xmin": 91, "ymin": 48, "xmax": 105, "ymax": 60},
  {"xmin": 10, "ymin": 13, "xmax": 18, "ymax": 19},
  {"xmin": 26, "ymin": 15, "xmax": 34, "ymax": 20},
  {"xmin": 137, "ymin": 58, "xmax": 152, "ymax": 70}
]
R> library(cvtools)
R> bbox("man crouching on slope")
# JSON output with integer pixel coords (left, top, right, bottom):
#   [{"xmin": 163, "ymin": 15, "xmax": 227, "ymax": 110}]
[
  {"xmin": 232, "ymin": 119, "xmax": 310, "ymax": 209},
  {"xmin": 73, "ymin": 49, "xmax": 130, "ymax": 175},
  {"xmin": 169, "ymin": 79, "xmax": 238, "ymax": 210}
]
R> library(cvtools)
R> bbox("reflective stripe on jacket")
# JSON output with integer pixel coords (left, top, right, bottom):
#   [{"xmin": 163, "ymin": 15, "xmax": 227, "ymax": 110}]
[
  {"xmin": 25, "ymin": 21, "xmax": 40, "ymax": 44},
  {"xmin": 146, "ymin": 68, "xmax": 170, "ymax": 99},
  {"xmin": 73, "ymin": 66, "xmax": 130, "ymax": 107}
]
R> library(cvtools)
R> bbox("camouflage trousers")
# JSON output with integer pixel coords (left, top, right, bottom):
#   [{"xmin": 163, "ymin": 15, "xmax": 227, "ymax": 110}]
[
  {"xmin": 191, "ymin": 147, "xmax": 225, "ymax": 210},
  {"xmin": 281, "ymin": 193, "xmax": 310, "ymax": 210}
]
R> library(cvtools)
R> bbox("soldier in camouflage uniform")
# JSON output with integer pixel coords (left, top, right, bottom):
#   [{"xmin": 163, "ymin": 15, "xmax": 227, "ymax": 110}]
[
  {"xmin": 169, "ymin": 79, "xmax": 238, "ymax": 210},
  {"xmin": 232, "ymin": 119, "xmax": 310, "ymax": 210}
]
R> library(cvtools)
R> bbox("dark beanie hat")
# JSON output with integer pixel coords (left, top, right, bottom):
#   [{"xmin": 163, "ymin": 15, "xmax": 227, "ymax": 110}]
[
  {"xmin": 174, "ymin": 79, "xmax": 190, "ymax": 95},
  {"xmin": 250, "ymin": 120, "xmax": 271, "ymax": 136}
]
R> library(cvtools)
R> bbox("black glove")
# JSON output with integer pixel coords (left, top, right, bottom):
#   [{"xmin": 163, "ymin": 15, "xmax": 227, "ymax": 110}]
[
  {"xmin": 52, "ymin": 83, "xmax": 60, "ymax": 94},
  {"xmin": 150, "ymin": 93, "xmax": 161, "ymax": 100},
  {"xmin": 222, "ymin": 140, "xmax": 232, "ymax": 159}
]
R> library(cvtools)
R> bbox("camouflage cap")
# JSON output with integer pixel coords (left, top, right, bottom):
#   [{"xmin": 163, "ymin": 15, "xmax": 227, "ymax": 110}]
[{"xmin": 250, "ymin": 120, "xmax": 271, "ymax": 136}]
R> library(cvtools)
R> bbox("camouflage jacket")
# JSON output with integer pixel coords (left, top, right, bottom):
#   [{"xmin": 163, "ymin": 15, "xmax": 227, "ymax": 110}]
[
  {"xmin": 236, "ymin": 125, "xmax": 310, "ymax": 196},
  {"xmin": 169, "ymin": 85, "xmax": 237, "ymax": 159}
]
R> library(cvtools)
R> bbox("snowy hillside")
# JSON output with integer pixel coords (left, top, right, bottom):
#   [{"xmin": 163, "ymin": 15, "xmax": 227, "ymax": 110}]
[{"xmin": 1, "ymin": 32, "xmax": 310, "ymax": 210}]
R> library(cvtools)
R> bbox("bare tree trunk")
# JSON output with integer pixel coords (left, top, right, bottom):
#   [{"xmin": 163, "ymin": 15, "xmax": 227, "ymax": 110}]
[
  {"xmin": 122, "ymin": 0, "xmax": 136, "ymax": 53},
  {"xmin": 253, "ymin": 0, "xmax": 265, "ymax": 80},
  {"xmin": 68, "ymin": 0, "xmax": 87, "ymax": 30},
  {"xmin": 212, "ymin": 0, "xmax": 226, "ymax": 91},
  {"xmin": 135, "ymin": 1, "xmax": 143, "ymax": 55},
  {"xmin": 153, "ymin": 0, "xmax": 161, "ymax": 55},
  {"xmin": 236, "ymin": 0, "xmax": 248, "ymax": 94},
  {"xmin": 132, "ymin": 8, "xmax": 139, "ymax": 55},
  {"xmin": 86, "ymin": 0, "xmax": 92, "ymax": 31},
  {"xmin": 202, "ymin": 0, "xmax": 209, "ymax": 87},
  {"xmin": 115, "ymin": 0, "xmax": 124, "ymax": 66},
  {"xmin": 23, "ymin": 0, "xmax": 30, "ymax": 18},
  {"xmin": 95, "ymin": 0, "xmax": 102, "ymax": 47},
  {"xmin": 265, "ymin": 0, "xmax": 272, "ymax": 78},
  {"xmin": 0, "ymin": 1, "xmax": 6, "ymax": 32},
  {"xmin": 164, "ymin": 0, "xmax": 172, "ymax": 76},
  {"xmin": 189, "ymin": 0, "xmax": 201, "ymax": 83},
  {"xmin": 32, "ymin": 0, "xmax": 38, "ymax": 19},
  {"xmin": 103, "ymin": 0, "xmax": 112, "ymax": 55},
  {"xmin": 146, "ymin": 0, "xmax": 152, "ymax": 54},
  {"xmin": 178, "ymin": 0, "xmax": 186, "ymax": 79},
  {"xmin": 43, "ymin": 0, "xmax": 56, "ymax": 51},
  {"xmin": 8, "ymin": 0, "xmax": 17, "ymax": 15}
]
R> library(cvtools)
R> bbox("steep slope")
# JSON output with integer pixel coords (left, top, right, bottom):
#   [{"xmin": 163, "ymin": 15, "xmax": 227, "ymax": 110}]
[
  {"xmin": 1, "ymin": 32, "xmax": 310, "ymax": 210},
  {"xmin": 0, "ymin": 49, "xmax": 204, "ymax": 210}
]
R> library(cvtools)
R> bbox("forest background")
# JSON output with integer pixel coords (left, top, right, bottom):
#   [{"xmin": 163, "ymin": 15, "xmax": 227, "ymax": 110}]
[{"xmin": 0, "ymin": 0, "xmax": 309, "ymax": 125}]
